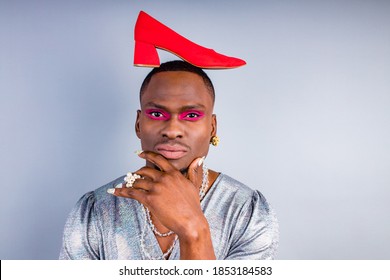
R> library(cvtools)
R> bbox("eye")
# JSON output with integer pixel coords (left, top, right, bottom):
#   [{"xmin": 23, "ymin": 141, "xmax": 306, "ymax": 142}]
[
  {"xmin": 144, "ymin": 109, "xmax": 170, "ymax": 120},
  {"xmin": 179, "ymin": 111, "xmax": 205, "ymax": 121},
  {"xmin": 186, "ymin": 112, "xmax": 200, "ymax": 118},
  {"xmin": 151, "ymin": 112, "xmax": 163, "ymax": 118}
]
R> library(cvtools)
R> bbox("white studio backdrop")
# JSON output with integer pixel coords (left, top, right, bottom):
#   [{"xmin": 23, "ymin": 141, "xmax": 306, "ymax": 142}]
[{"xmin": 0, "ymin": 0, "xmax": 389, "ymax": 259}]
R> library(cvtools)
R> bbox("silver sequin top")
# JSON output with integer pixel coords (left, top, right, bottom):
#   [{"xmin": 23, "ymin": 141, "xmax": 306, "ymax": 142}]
[{"xmin": 60, "ymin": 174, "xmax": 279, "ymax": 260}]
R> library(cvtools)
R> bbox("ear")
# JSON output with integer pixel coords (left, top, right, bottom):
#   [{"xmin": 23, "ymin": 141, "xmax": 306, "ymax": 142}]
[
  {"xmin": 211, "ymin": 114, "xmax": 217, "ymax": 137},
  {"xmin": 135, "ymin": 110, "xmax": 142, "ymax": 139}
]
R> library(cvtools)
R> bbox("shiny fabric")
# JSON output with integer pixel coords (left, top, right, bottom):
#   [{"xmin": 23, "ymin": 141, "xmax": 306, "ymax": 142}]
[{"xmin": 60, "ymin": 173, "xmax": 279, "ymax": 260}]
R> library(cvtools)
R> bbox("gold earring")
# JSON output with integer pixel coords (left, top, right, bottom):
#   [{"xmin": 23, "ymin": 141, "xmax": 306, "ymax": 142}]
[{"xmin": 210, "ymin": 136, "xmax": 220, "ymax": 146}]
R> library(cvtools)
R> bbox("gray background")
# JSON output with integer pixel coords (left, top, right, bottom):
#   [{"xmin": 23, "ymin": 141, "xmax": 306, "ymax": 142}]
[{"xmin": 1, "ymin": 0, "xmax": 389, "ymax": 259}]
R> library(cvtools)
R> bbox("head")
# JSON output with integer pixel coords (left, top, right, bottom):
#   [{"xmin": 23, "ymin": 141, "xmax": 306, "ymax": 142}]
[{"xmin": 135, "ymin": 60, "xmax": 217, "ymax": 172}]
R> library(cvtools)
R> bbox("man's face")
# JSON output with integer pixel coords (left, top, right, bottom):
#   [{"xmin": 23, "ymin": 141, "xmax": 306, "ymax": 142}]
[{"xmin": 135, "ymin": 71, "xmax": 217, "ymax": 171}]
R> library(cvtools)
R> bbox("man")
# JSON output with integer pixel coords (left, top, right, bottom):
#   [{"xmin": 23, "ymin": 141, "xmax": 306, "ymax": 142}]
[{"xmin": 60, "ymin": 60, "xmax": 279, "ymax": 260}]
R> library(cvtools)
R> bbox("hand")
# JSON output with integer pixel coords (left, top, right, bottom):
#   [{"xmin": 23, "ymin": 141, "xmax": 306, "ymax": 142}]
[{"xmin": 113, "ymin": 151, "xmax": 206, "ymax": 238}]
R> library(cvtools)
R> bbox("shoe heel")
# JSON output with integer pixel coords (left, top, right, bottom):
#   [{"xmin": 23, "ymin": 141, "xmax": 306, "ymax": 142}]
[{"xmin": 134, "ymin": 41, "xmax": 160, "ymax": 67}]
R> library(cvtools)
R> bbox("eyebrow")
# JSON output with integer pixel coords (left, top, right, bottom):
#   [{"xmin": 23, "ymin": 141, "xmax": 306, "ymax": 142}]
[{"xmin": 144, "ymin": 102, "xmax": 206, "ymax": 111}]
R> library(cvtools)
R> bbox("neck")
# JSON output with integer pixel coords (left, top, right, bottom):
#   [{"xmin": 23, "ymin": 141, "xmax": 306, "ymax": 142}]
[{"xmin": 151, "ymin": 163, "xmax": 188, "ymax": 175}]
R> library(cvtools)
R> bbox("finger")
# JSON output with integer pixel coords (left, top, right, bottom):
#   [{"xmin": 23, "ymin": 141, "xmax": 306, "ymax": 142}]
[
  {"xmin": 135, "ymin": 166, "xmax": 161, "ymax": 181},
  {"xmin": 108, "ymin": 176, "xmax": 153, "ymax": 193},
  {"xmin": 112, "ymin": 187, "xmax": 149, "ymax": 206},
  {"xmin": 131, "ymin": 177, "xmax": 154, "ymax": 191},
  {"xmin": 187, "ymin": 156, "xmax": 205, "ymax": 187},
  {"xmin": 138, "ymin": 151, "xmax": 176, "ymax": 172}
]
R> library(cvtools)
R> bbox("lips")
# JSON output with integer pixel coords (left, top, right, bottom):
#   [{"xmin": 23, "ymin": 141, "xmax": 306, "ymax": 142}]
[{"xmin": 155, "ymin": 143, "xmax": 188, "ymax": 160}]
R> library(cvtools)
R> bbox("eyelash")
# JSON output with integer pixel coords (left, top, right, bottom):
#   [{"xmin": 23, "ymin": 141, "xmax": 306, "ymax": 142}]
[
  {"xmin": 179, "ymin": 111, "xmax": 204, "ymax": 121},
  {"xmin": 144, "ymin": 110, "xmax": 204, "ymax": 121},
  {"xmin": 145, "ymin": 109, "xmax": 170, "ymax": 120}
]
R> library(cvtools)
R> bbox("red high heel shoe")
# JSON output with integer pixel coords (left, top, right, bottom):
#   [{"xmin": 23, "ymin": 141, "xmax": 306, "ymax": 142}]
[{"xmin": 134, "ymin": 11, "xmax": 246, "ymax": 69}]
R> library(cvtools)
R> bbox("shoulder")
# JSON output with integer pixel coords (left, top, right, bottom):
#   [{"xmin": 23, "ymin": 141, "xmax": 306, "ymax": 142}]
[
  {"xmin": 91, "ymin": 175, "xmax": 126, "ymax": 201},
  {"xmin": 209, "ymin": 173, "xmax": 277, "ymax": 227},
  {"xmin": 69, "ymin": 175, "xmax": 127, "ymax": 216},
  {"xmin": 92, "ymin": 175, "xmax": 126, "ymax": 203},
  {"xmin": 213, "ymin": 174, "xmax": 279, "ymax": 259},
  {"xmin": 60, "ymin": 175, "xmax": 127, "ymax": 259},
  {"xmin": 215, "ymin": 174, "xmax": 253, "ymax": 195},
  {"xmin": 214, "ymin": 174, "xmax": 267, "ymax": 207}
]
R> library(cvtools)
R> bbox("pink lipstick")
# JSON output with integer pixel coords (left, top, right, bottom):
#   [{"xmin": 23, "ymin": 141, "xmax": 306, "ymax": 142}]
[{"xmin": 155, "ymin": 143, "xmax": 188, "ymax": 160}]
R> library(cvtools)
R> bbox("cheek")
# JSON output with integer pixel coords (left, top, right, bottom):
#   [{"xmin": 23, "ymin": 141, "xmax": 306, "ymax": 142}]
[
  {"xmin": 137, "ymin": 119, "xmax": 157, "ymax": 145},
  {"xmin": 188, "ymin": 124, "xmax": 212, "ymax": 149}
]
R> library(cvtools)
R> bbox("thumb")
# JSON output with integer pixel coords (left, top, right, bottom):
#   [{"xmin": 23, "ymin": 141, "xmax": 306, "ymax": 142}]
[{"xmin": 187, "ymin": 156, "xmax": 205, "ymax": 187}]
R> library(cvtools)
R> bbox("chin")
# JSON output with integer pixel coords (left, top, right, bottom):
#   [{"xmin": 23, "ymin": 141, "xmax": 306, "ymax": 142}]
[{"xmin": 169, "ymin": 159, "xmax": 191, "ymax": 172}]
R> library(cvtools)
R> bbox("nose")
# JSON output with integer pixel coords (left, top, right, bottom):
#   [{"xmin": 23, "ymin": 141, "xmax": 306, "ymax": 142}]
[{"xmin": 161, "ymin": 117, "xmax": 184, "ymax": 139}]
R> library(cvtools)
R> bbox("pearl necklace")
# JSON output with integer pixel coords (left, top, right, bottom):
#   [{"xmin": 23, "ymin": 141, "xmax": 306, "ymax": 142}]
[
  {"xmin": 145, "ymin": 206, "xmax": 175, "ymax": 237},
  {"xmin": 140, "ymin": 165, "xmax": 209, "ymax": 259},
  {"xmin": 140, "ymin": 206, "xmax": 178, "ymax": 260},
  {"xmin": 199, "ymin": 165, "xmax": 209, "ymax": 201}
]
